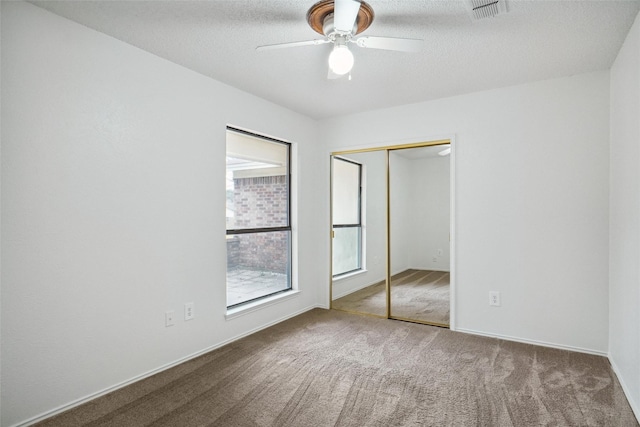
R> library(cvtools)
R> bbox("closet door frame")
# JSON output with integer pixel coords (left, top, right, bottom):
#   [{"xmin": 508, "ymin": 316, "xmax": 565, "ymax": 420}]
[{"xmin": 329, "ymin": 138, "xmax": 457, "ymax": 330}]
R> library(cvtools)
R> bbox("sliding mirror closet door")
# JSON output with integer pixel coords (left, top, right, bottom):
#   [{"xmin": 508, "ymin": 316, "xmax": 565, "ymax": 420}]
[
  {"xmin": 331, "ymin": 151, "xmax": 388, "ymax": 317},
  {"xmin": 389, "ymin": 146, "xmax": 451, "ymax": 326}
]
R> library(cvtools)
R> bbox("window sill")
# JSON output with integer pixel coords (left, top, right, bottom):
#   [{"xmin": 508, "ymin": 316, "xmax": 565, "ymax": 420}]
[
  {"xmin": 332, "ymin": 269, "xmax": 367, "ymax": 282},
  {"xmin": 225, "ymin": 290, "xmax": 300, "ymax": 320}
]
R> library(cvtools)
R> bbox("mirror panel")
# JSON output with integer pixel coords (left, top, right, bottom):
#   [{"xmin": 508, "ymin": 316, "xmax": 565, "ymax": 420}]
[
  {"xmin": 331, "ymin": 151, "xmax": 387, "ymax": 317},
  {"xmin": 389, "ymin": 146, "xmax": 451, "ymax": 326},
  {"xmin": 330, "ymin": 141, "xmax": 451, "ymax": 327}
]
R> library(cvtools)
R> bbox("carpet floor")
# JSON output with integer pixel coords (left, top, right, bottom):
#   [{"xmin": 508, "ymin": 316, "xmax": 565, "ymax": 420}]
[
  {"xmin": 37, "ymin": 309, "xmax": 637, "ymax": 427},
  {"xmin": 333, "ymin": 269, "xmax": 450, "ymax": 325}
]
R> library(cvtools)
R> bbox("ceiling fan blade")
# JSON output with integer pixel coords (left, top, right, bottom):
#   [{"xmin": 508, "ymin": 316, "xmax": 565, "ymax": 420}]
[
  {"xmin": 256, "ymin": 39, "xmax": 330, "ymax": 51},
  {"xmin": 354, "ymin": 36, "xmax": 423, "ymax": 52},
  {"xmin": 334, "ymin": 0, "xmax": 361, "ymax": 33}
]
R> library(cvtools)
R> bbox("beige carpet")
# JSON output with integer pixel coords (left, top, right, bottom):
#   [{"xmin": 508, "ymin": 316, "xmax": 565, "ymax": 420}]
[
  {"xmin": 333, "ymin": 269, "xmax": 450, "ymax": 325},
  {"xmin": 37, "ymin": 309, "xmax": 637, "ymax": 427}
]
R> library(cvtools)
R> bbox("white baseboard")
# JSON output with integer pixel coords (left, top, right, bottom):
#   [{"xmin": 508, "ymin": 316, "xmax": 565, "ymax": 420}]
[
  {"xmin": 455, "ymin": 327, "xmax": 608, "ymax": 357},
  {"xmin": 409, "ymin": 266, "xmax": 451, "ymax": 273},
  {"xmin": 14, "ymin": 304, "xmax": 324, "ymax": 427},
  {"xmin": 608, "ymin": 355, "xmax": 640, "ymax": 423},
  {"xmin": 332, "ymin": 277, "xmax": 384, "ymax": 300}
]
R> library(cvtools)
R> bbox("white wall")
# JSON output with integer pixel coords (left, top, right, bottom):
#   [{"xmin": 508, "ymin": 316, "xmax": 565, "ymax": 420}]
[
  {"xmin": 407, "ymin": 156, "xmax": 451, "ymax": 271},
  {"xmin": 322, "ymin": 71, "xmax": 611, "ymax": 354},
  {"xmin": 0, "ymin": 3, "xmax": 326, "ymax": 426},
  {"xmin": 390, "ymin": 152, "xmax": 411, "ymax": 274},
  {"xmin": 609, "ymin": 11, "xmax": 640, "ymax": 420}
]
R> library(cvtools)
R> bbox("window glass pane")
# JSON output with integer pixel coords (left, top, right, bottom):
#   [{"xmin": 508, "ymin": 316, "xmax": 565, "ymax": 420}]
[
  {"xmin": 226, "ymin": 131, "xmax": 288, "ymax": 230},
  {"xmin": 333, "ymin": 226, "xmax": 361, "ymax": 276},
  {"xmin": 226, "ymin": 230, "xmax": 291, "ymax": 307},
  {"xmin": 333, "ymin": 159, "xmax": 360, "ymax": 225}
]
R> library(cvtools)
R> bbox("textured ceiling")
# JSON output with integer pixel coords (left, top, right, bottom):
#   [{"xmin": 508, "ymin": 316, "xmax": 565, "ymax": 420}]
[{"xmin": 29, "ymin": 0, "xmax": 640, "ymax": 119}]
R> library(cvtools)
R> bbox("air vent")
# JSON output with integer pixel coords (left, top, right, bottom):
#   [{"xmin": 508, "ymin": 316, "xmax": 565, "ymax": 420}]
[{"xmin": 467, "ymin": 0, "xmax": 508, "ymax": 20}]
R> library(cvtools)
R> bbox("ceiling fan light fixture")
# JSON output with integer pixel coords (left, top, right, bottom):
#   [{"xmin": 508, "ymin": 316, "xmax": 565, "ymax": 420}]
[{"xmin": 328, "ymin": 45, "xmax": 354, "ymax": 75}]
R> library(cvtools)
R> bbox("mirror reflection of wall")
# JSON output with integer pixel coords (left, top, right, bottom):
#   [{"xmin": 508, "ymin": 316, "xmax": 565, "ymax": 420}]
[{"xmin": 390, "ymin": 147, "xmax": 451, "ymax": 270}]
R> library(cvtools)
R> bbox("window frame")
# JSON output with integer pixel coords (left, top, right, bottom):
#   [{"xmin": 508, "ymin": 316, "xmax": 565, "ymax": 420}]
[
  {"xmin": 332, "ymin": 157, "xmax": 363, "ymax": 278},
  {"xmin": 225, "ymin": 126, "xmax": 292, "ymax": 309}
]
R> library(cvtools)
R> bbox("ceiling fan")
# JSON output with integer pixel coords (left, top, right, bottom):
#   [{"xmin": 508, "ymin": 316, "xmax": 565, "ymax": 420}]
[{"xmin": 256, "ymin": 0, "xmax": 424, "ymax": 79}]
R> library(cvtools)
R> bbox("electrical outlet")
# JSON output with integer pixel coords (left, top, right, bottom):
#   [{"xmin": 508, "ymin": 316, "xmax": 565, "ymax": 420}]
[
  {"xmin": 489, "ymin": 291, "xmax": 501, "ymax": 306},
  {"xmin": 185, "ymin": 302, "xmax": 194, "ymax": 321},
  {"xmin": 165, "ymin": 310, "xmax": 175, "ymax": 327}
]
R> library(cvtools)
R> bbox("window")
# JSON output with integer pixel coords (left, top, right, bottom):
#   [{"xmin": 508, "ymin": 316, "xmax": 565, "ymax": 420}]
[
  {"xmin": 226, "ymin": 127, "xmax": 291, "ymax": 308},
  {"xmin": 332, "ymin": 157, "xmax": 362, "ymax": 276}
]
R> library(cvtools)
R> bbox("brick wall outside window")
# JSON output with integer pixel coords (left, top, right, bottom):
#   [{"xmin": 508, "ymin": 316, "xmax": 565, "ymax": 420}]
[{"xmin": 227, "ymin": 175, "xmax": 288, "ymax": 272}]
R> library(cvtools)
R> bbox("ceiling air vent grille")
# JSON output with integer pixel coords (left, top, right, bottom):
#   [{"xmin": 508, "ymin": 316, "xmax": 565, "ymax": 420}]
[{"xmin": 468, "ymin": 0, "xmax": 508, "ymax": 20}]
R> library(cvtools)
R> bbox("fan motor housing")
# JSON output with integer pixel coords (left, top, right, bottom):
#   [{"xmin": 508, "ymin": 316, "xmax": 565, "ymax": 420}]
[{"xmin": 307, "ymin": 0, "xmax": 375, "ymax": 36}]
